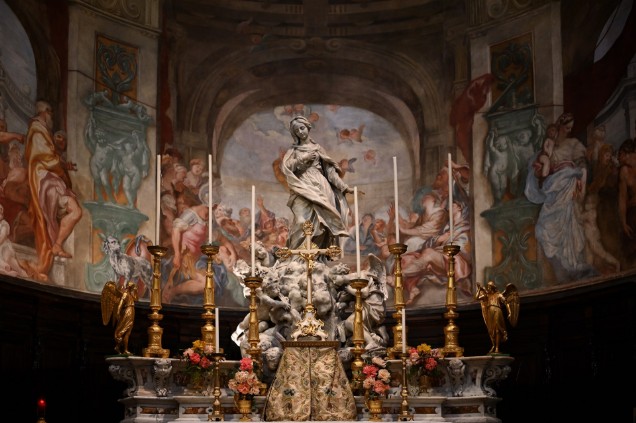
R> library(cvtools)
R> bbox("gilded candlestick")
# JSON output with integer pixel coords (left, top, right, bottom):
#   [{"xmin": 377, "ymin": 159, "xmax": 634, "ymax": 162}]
[
  {"xmin": 388, "ymin": 242, "xmax": 407, "ymax": 359},
  {"xmin": 208, "ymin": 352, "xmax": 225, "ymax": 421},
  {"xmin": 349, "ymin": 277, "xmax": 368, "ymax": 394},
  {"xmin": 398, "ymin": 352, "xmax": 413, "ymax": 421},
  {"xmin": 143, "ymin": 245, "xmax": 170, "ymax": 358},
  {"xmin": 200, "ymin": 243, "xmax": 220, "ymax": 353},
  {"xmin": 244, "ymin": 276, "xmax": 263, "ymax": 366},
  {"xmin": 441, "ymin": 244, "xmax": 463, "ymax": 357}
]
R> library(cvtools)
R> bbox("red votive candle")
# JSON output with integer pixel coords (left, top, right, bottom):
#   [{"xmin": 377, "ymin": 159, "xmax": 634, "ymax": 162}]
[{"xmin": 37, "ymin": 398, "xmax": 46, "ymax": 418}]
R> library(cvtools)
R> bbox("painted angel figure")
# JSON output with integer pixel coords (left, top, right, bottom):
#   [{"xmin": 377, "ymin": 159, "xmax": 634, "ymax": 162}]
[
  {"xmin": 475, "ymin": 281, "xmax": 520, "ymax": 354},
  {"xmin": 101, "ymin": 281, "xmax": 138, "ymax": 355}
]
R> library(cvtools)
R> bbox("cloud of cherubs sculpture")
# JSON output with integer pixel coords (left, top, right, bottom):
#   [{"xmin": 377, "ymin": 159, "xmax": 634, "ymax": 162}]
[{"xmin": 231, "ymin": 241, "xmax": 390, "ymax": 383}]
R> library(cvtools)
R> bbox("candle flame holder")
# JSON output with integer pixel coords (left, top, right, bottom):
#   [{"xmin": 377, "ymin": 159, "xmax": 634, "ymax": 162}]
[
  {"xmin": 208, "ymin": 352, "xmax": 225, "ymax": 421},
  {"xmin": 349, "ymin": 277, "xmax": 368, "ymax": 394},
  {"xmin": 398, "ymin": 352, "xmax": 414, "ymax": 421},
  {"xmin": 201, "ymin": 243, "xmax": 220, "ymax": 353},
  {"xmin": 244, "ymin": 276, "xmax": 263, "ymax": 367},
  {"xmin": 142, "ymin": 245, "xmax": 170, "ymax": 358},
  {"xmin": 387, "ymin": 242, "xmax": 408, "ymax": 359},
  {"xmin": 441, "ymin": 244, "xmax": 463, "ymax": 357}
]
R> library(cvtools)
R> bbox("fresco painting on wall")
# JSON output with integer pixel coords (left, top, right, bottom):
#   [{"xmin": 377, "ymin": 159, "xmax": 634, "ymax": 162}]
[
  {"xmin": 483, "ymin": 107, "xmax": 631, "ymax": 288},
  {"xmin": 20, "ymin": 100, "xmax": 84, "ymax": 282},
  {"xmin": 525, "ymin": 112, "xmax": 625, "ymax": 281},
  {"xmin": 155, "ymin": 104, "xmax": 473, "ymax": 308},
  {"xmin": 0, "ymin": 1, "xmax": 36, "ymax": 135},
  {"xmin": 482, "ymin": 27, "xmax": 634, "ymax": 288},
  {"xmin": 490, "ymin": 33, "xmax": 535, "ymax": 112},
  {"xmin": 0, "ymin": 0, "xmax": 37, "ymax": 268},
  {"xmin": 95, "ymin": 34, "xmax": 138, "ymax": 105},
  {"xmin": 82, "ymin": 33, "xmax": 154, "ymax": 295},
  {"xmin": 0, "ymin": 0, "xmax": 635, "ymax": 312}
]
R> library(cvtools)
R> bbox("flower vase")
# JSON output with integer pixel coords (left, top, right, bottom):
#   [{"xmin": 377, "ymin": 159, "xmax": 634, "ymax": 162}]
[
  {"xmin": 365, "ymin": 398, "xmax": 383, "ymax": 422},
  {"xmin": 235, "ymin": 398, "xmax": 252, "ymax": 421},
  {"xmin": 186, "ymin": 372, "xmax": 213, "ymax": 396},
  {"xmin": 419, "ymin": 374, "xmax": 432, "ymax": 396},
  {"xmin": 407, "ymin": 370, "xmax": 421, "ymax": 396}
]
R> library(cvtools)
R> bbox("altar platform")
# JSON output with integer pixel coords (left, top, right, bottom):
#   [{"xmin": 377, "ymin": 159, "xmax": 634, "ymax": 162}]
[{"xmin": 107, "ymin": 355, "xmax": 512, "ymax": 423}]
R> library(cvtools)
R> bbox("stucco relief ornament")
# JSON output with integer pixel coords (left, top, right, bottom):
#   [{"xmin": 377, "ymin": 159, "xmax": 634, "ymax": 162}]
[
  {"xmin": 108, "ymin": 363, "xmax": 137, "ymax": 398},
  {"xmin": 290, "ymin": 303, "xmax": 328, "ymax": 341},
  {"xmin": 153, "ymin": 359, "xmax": 173, "ymax": 397}
]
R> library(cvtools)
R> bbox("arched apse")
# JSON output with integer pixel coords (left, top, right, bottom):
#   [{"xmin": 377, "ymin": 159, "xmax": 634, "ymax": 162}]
[{"xmin": 171, "ymin": 38, "xmax": 446, "ymax": 185}]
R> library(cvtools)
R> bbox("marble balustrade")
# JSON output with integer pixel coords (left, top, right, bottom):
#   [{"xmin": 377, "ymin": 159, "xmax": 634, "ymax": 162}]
[{"xmin": 107, "ymin": 355, "xmax": 513, "ymax": 423}]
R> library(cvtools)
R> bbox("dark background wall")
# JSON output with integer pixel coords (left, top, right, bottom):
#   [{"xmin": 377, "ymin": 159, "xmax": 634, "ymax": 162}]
[{"xmin": 1, "ymin": 275, "xmax": 633, "ymax": 423}]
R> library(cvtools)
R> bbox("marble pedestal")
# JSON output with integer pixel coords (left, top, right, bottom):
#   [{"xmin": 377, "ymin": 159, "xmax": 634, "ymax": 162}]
[{"xmin": 106, "ymin": 355, "xmax": 513, "ymax": 422}]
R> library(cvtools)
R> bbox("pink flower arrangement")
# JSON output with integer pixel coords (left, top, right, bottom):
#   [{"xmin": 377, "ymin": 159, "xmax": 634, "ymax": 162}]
[
  {"xmin": 228, "ymin": 357, "xmax": 261, "ymax": 400},
  {"xmin": 362, "ymin": 356, "xmax": 392, "ymax": 400},
  {"xmin": 407, "ymin": 343, "xmax": 443, "ymax": 378}
]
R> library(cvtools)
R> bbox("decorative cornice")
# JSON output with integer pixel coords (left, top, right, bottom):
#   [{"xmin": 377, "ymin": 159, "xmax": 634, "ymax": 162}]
[
  {"xmin": 468, "ymin": 0, "xmax": 549, "ymax": 27},
  {"xmin": 70, "ymin": 0, "xmax": 161, "ymax": 36}
]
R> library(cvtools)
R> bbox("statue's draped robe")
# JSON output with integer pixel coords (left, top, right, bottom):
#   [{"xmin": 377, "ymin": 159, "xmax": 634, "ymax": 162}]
[{"xmin": 281, "ymin": 141, "xmax": 350, "ymax": 251}]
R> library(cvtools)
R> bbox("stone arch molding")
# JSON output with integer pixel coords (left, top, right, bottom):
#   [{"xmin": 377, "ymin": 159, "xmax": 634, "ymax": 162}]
[{"xmin": 175, "ymin": 38, "xmax": 444, "ymax": 174}]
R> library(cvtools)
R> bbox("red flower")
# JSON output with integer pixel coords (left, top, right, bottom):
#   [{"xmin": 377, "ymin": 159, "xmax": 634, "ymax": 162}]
[
  {"xmin": 373, "ymin": 379, "xmax": 390, "ymax": 396},
  {"xmin": 189, "ymin": 352, "xmax": 201, "ymax": 364},
  {"xmin": 239, "ymin": 357, "xmax": 254, "ymax": 372},
  {"xmin": 363, "ymin": 364, "xmax": 378, "ymax": 378},
  {"xmin": 424, "ymin": 357, "xmax": 437, "ymax": 372},
  {"xmin": 200, "ymin": 356, "xmax": 212, "ymax": 369}
]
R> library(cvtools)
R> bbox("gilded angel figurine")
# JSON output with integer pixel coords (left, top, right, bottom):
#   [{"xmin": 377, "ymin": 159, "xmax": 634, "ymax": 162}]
[
  {"xmin": 101, "ymin": 281, "xmax": 138, "ymax": 355},
  {"xmin": 475, "ymin": 281, "xmax": 520, "ymax": 354}
]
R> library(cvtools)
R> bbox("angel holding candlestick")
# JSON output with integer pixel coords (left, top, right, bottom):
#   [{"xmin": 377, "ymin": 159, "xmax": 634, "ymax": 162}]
[{"xmin": 475, "ymin": 281, "xmax": 519, "ymax": 354}]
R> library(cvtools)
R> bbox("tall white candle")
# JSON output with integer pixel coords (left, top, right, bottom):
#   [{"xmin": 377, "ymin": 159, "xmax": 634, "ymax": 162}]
[
  {"xmin": 251, "ymin": 185, "xmax": 256, "ymax": 277},
  {"xmin": 402, "ymin": 309, "xmax": 407, "ymax": 354},
  {"xmin": 354, "ymin": 186, "xmax": 361, "ymax": 278},
  {"xmin": 155, "ymin": 154, "xmax": 161, "ymax": 245},
  {"xmin": 208, "ymin": 154, "xmax": 213, "ymax": 243},
  {"xmin": 448, "ymin": 153, "xmax": 454, "ymax": 243},
  {"xmin": 215, "ymin": 307, "xmax": 220, "ymax": 353},
  {"xmin": 393, "ymin": 156, "xmax": 400, "ymax": 243}
]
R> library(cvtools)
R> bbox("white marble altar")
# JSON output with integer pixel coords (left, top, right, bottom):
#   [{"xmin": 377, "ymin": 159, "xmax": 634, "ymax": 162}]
[{"xmin": 106, "ymin": 355, "xmax": 513, "ymax": 422}]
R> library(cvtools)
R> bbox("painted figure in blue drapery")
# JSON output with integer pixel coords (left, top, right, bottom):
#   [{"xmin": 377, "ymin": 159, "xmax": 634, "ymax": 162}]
[{"xmin": 525, "ymin": 112, "xmax": 598, "ymax": 281}]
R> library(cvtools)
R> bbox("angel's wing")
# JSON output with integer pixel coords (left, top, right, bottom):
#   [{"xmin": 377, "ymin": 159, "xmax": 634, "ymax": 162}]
[
  {"xmin": 367, "ymin": 253, "xmax": 388, "ymax": 299},
  {"xmin": 503, "ymin": 283, "xmax": 520, "ymax": 327},
  {"xmin": 101, "ymin": 281, "xmax": 122, "ymax": 326}
]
